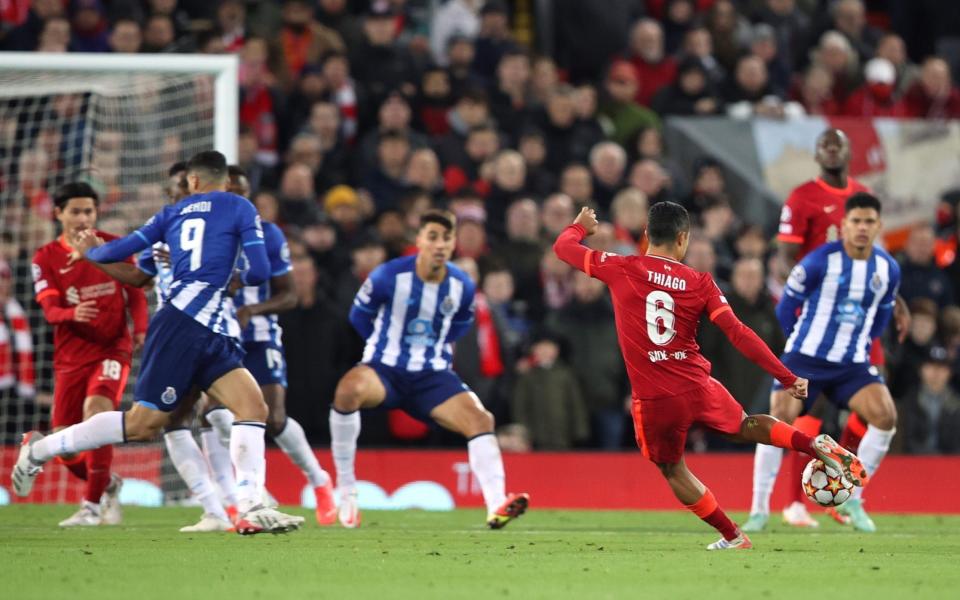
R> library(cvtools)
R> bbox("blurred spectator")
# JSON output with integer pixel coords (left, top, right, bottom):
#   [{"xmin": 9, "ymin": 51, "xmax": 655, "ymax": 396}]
[
  {"xmin": 899, "ymin": 224, "xmax": 955, "ymax": 307},
  {"xmin": 142, "ymin": 14, "xmax": 178, "ymax": 53},
  {"xmin": 705, "ymin": 0, "xmax": 751, "ymax": 73},
  {"xmin": 493, "ymin": 198, "xmax": 545, "ymax": 315},
  {"xmin": 810, "ymin": 30, "xmax": 860, "ymax": 104},
  {"xmin": 430, "ymin": 0, "xmax": 480, "ymax": 66},
  {"xmin": 546, "ymin": 272, "xmax": 627, "ymax": 449},
  {"xmin": 903, "ymin": 57, "xmax": 960, "ymax": 119},
  {"xmin": 320, "ymin": 52, "xmax": 360, "ymax": 143},
  {"xmin": 599, "ymin": 61, "xmax": 661, "ymax": 148},
  {"xmin": 482, "ymin": 264, "xmax": 530, "ymax": 354},
  {"xmin": 496, "ymin": 423, "xmax": 531, "ymax": 453},
  {"xmin": 589, "ymin": 142, "xmax": 628, "ymax": 214},
  {"xmin": 700, "ymin": 257, "xmax": 783, "ymax": 414},
  {"xmin": 334, "ymin": 236, "xmax": 388, "ymax": 316},
  {"xmin": 69, "ymin": 0, "xmax": 109, "ymax": 53},
  {"xmin": 517, "ymin": 128, "xmax": 555, "ymax": 196},
  {"xmin": 217, "ymin": 0, "xmax": 246, "ymax": 52},
  {"xmin": 530, "ymin": 55, "xmax": 560, "ymax": 108},
  {"xmin": 323, "ymin": 184, "xmax": 364, "ymax": 244},
  {"xmin": 147, "ymin": 0, "xmax": 190, "ymax": 37},
  {"xmin": 445, "ymin": 34, "xmax": 481, "ymax": 97},
  {"xmin": 316, "ymin": 0, "xmax": 364, "ymax": 51},
  {"xmin": 416, "ymin": 66, "xmax": 454, "ymax": 136},
  {"xmin": 443, "ymin": 124, "xmax": 498, "ymax": 197},
  {"xmin": 552, "ymin": 0, "xmax": 645, "ymax": 83},
  {"xmin": 724, "ymin": 54, "xmax": 801, "ymax": 119},
  {"xmin": 897, "ymin": 346, "xmax": 960, "ymax": 454},
  {"xmin": 539, "ymin": 85, "xmax": 604, "ymax": 173},
  {"xmin": 403, "ymin": 147, "xmax": 443, "ymax": 200},
  {"xmin": 625, "ymin": 19, "xmax": 677, "ymax": 107},
  {"xmin": 434, "ymin": 87, "xmax": 491, "ymax": 169},
  {"xmin": 700, "ymin": 198, "xmax": 736, "ymax": 281},
  {"xmin": 489, "ymin": 49, "xmax": 532, "ymax": 139},
  {"xmin": 733, "ymin": 224, "xmax": 769, "ymax": 261},
  {"xmin": 749, "ymin": 23, "xmax": 791, "ymax": 95},
  {"xmin": 559, "ymin": 163, "xmax": 593, "ymax": 208},
  {"xmin": 364, "ymin": 129, "xmax": 411, "ymax": 212},
  {"xmin": 831, "ymin": 0, "xmax": 881, "ymax": 64},
  {"xmin": 875, "ymin": 32, "xmax": 919, "ymax": 97},
  {"xmin": 628, "ymin": 159, "xmax": 675, "ymax": 206},
  {"xmin": 890, "ymin": 298, "xmax": 940, "ymax": 398},
  {"xmin": 37, "ymin": 16, "xmax": 69, "ymax": 52},
  {"xmin": 685, "ymin": 234, "xmax": 722, "ymax": 283},
  {"xmin": 843, "ymin": 57, "xmax": 907, "ymax": 117},
  {"xmin": 683, "ymin": 156, "xmax": 727, "ymax": 218},
  {"xmin": 662, "ymin": 0, "xmax": 696, "ymax": 56},
  {"xmin": 3, "ymin": 0, "xmax": 63, "ymax": 51},
  {"xmin": 278, "ymin": 162, "xmax": 319, "ymax": 225},
  {"xmin": 794, "ymin": 64, "xmax": 841, "ymax": 115},
  {"xmin": 0, "ymin": 259, "xmax": 35, "ymax": 401},
  {"xmin": 652, "ymin": 56, "xmax": 722, "ymax": 117},
  {"xmin": 610, "ymin": 188, "xmax": 648, "ymax": 255},
  {"xmin": 285, "ymin": 65, "xmax": 330, "ymax": 141},
  {"xmin": 239, "ymin": 38, "xmax": 285, "ymax": 167},
  {"xmin": 511, "ymin": 332, "xmax": 589, "ymax": 450},
  {"xmin": 279, "ymin": 0, "xmax": 344, "ymax": 81},
  {"xmin": 108, "ymin": 18, "xmax": 141, "ymax": 53},
  {"xmin": 680, "ymin": 25, "xmax": 726, "ymax": 87},
  {"xmin": 455, "ymin": 215, "xmax": 490, "ymax": 262},
  {"xmin": 358, "ymin": 91, "xmax": 428, "ymax": 174},
  {"xmin": 485, "ymin": 150, "xmax": 527, "ymax": 234},
  {"xmin": 753, "ymin": 0, "xmax": 809, "ymax": 72},
  {"xmin": 472, "ymin": 0, "xmax": 518, "ymax": 84},
  {"xmin": 540, "ymin": 249, "xmax": 575, "ymax": 310}
]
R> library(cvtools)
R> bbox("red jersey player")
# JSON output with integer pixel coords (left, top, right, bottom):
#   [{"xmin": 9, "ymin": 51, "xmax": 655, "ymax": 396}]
[
  {"xmin": 32, "ymin": 182, "xmax": 148, "ymax": 527},
  {"xmin": 553, "ymin": 202, "xmax": 867, "ymax": 549},
  {"xmin": 748, "ymin": 128, "xmax": 910, "ymax": 530}
]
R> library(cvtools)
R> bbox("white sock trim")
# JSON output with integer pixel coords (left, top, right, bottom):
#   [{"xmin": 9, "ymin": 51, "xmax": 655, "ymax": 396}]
[{"xmin": 750, "ymin": 444, "xmax": 783, "ymax": 515}]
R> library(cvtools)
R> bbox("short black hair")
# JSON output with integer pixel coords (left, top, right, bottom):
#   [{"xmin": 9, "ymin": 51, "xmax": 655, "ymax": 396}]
[
  {"xmin": 54, "ymin": 182, "xmax": 99, "ymax": 210},
  {"xmin": 186, "ymin": 150, "xmax": 228, "ymax": 183},
  {"xmin": 419, "ymin": 209, "xmax": 457, "ymax": 232},
  {"xmin": 227, "ymin": 164, "xmax": 248, "ymax": 179},
  {"xmin": 845, "ymin": 191, "xmax": 881, "ymax": 214},
  {"xmin": 647, "ymin": 201, "xmax": 690, "ymax": 246},
  {"xmin": 168, "ymin": 161, "xmax": 187, "ymax": 177}
]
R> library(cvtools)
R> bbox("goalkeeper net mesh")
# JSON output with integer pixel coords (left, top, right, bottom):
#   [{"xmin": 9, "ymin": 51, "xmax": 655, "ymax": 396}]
[{"xmin": 0, "ymin": 69, "xmax": 217, "ymax": 506}]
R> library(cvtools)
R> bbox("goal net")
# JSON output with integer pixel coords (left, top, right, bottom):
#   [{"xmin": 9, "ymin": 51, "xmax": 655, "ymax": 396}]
[{"xmin": 0, "ymin": 53, "xmax": 237, "ymax": 507}]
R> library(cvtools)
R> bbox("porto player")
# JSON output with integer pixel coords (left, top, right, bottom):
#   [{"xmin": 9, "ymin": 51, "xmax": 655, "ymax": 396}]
[
  {"xmin": 31, "ymin": 182, "xmax": 148, "ymax": 527},
  {"xmin": 553, "ymin": 202, "xmax": 867, "ymax": 550},
  {"xmin": 746, "ymin": 128, "xmax": 909, "ymax": 530},
  {"xmin": 13, "ymin": 151, "xmax": 303, "ymax": 535}
]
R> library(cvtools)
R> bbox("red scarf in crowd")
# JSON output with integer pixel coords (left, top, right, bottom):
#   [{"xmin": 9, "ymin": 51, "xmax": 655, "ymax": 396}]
[{"xmin": 474, "ymin": 293, "xmax": 504, "ymax": 377}]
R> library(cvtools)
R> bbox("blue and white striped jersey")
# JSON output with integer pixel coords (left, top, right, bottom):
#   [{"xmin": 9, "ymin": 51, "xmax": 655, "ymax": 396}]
[
  {"xmin": 136, "ymin": 243, "xmax": 174, "ymax": 307},
  {"xmin": 130, "ymin": 191, "xmax": 265, "ymax": 338},
  {"xmin": 779, "ymin": 241, "xmax": 900, "ymax": 364},
  {"xmin": 234, "ymin": 221, "xmax": 291, "ymax": 345},
  {"xmin": 350, "ymin": 255, "xmax": 476, "ymax": 371}
]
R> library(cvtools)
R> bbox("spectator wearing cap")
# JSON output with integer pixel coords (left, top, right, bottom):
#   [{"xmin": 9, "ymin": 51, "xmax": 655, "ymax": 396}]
[
  {"xmin": 363, "ymin": 129, "xmax": 411, "ymax": 213},
  {"xmin": 350, "ymin": 2, "xmax": 417, "ymax": 105},
  {"xmin": 842, "ymin": 57, "xmax": 907, "ymax": 117},
  {"xmin": 625, "ymin": 19, "xmax": 678, "ymax": 108},
  {"xmin": 315, "ymin": 0, "xmax": 364, "ymax": 51},
  {"xmin": 651, "ymin": 56, "xmax": 721, "ymax": 117},
  {"xmin": 472, "ymin": 0, "xmax": 519, "ymax": 85},
  {"xmin": 897, "ymin": 345, "xmax": 960, "ymax": 454},
  {"xmin": 430, "ymin": 0, "xmax": 481, "ymax": 66},
  {"xmin": 488, "ymin": 49, "xmax": 533, "ymax": 142},
  {"xmin": 3, "ymin": 0, "xmax": 64, "ymax": 51},
  {"xmin": 69, "ymin": 0, "xmax": 109, "ymax": 53},
  {"xmin": 323, "ymin": 184, "xmax": 364, "ymax": 244},
  {"xmin": 898, "ymin": 224, "xmax": 955, "ymax": 308},
  {"xmin": 598, "ymin": 60, "xmax": 661, "ymax": 147},
  {"xmin": 903, "ymin": 57, "xmax": 960, "ymax": 120},
  {"xmin": 279, "ymin": 0, "xmax": 345, "ymax": 81}
]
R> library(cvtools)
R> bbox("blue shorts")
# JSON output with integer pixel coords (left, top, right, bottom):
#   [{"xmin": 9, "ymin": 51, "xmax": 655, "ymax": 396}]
[
  {"xmin": 243, "ymin": 341, "xmax": 287, "ymax": 387},
  {"xmin": 366, "ymin": 362, "xmax": 472, "ymax": 422},
  {"xmin": 135, "ymin": 306, "xmax": 245, "ymax": 412},
  {"xmin": 772, "ymin": 352, "xmax": 885, "ymax": 411}
]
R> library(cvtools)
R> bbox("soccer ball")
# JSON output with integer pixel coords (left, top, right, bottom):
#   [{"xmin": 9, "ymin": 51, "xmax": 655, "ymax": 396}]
[{"xmin": 801, "ymin": 459, "xmax": 855, "ymax": 507}]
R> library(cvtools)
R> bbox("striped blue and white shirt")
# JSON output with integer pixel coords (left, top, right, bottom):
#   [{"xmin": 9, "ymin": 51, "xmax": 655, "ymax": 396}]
[
  {"xmin": 778, "ymin": 241, "xmax": 900, "ymax": 364},
  {"xmin": 349, "ymin": 255, "xmax": 476, "ymax": 371},
  {"xmin": 234, "ymin": 221, "xmax": 291, "ymax": 345},
  {"xmin": 137, "ymin": 243, "xmax": 174, "ymax": 307}
]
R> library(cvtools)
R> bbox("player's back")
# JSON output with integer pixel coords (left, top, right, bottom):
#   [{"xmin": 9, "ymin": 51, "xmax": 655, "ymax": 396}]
[
  {"xmin": 154, "ymin": 191, "xmax": 254, "ymax": 337},
  {"xmin": 601, "ymin": 253, "xmax": 722, "ymax": 399}
]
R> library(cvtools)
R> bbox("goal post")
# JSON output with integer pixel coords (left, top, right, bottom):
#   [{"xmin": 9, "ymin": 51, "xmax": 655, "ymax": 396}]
[{"xmin": 0, "ymin": 53, "xmax": 238, "ymax": 507}]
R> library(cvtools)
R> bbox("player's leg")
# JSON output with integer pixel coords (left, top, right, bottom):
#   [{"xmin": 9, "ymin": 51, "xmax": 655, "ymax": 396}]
[
  {"xmin": 264, "ymin": 382, "xmax": 335, "ymax": 525},
  {"xmin": 655, "ymin": 458, "xmax": 751, "ymax": 550},
  {"xmin": 198, "ymin": 399, "xmax": 238, "ymax": 519},
  {"xmin": 162, "ymin": 388, "xmax": 232, "ymax": 532},
  {"xmin": 840, "ymin": 382, "xmax": 897, "ymax": 532},
  {"xmin": 204, "ymin": 398, "xmax": 234, "ymax": 445},
  {"xmin": 328, "ymin": 364, "xmax": 389, "ymax": 528},
  {"xmin": 837, "ymin": 341, "xmax": 886, "ymax": 453},
  {"xmin": 50, "ymin": 368, "xmax": 89, "ymax": 483},
  {"xmin": 782, "ymin": 399, "xmax": 827, "ymax": 528},
  {"xmin": 429, "ymin": 388, "xmax": 528, "ymax": 529}
]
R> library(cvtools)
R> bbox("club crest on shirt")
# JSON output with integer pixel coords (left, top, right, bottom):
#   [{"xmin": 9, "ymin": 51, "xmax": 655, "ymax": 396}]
[
  {"xmin": 161, "ymin": 386, "xmax": 177, "ymax": 405},
  {"xmin": 869, "ymin": 272, "xmax": 884, "ymax": 293},
  {"xmin": 439, "ymin": 295, "xmax": 456, "ymax": 316}
]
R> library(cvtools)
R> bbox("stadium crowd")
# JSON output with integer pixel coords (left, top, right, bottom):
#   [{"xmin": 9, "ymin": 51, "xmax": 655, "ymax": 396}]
[{"xmin": 2, "ymin": 0, "xmax": 960, "ymax": 454}]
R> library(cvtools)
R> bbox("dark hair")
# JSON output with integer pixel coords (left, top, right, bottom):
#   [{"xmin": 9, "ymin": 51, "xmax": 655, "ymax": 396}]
[
  {"xmin": 168, "ymin": 161, "xmax": 187, "ymax": 177},
  {"xmin": 845, "ymin": 191, "xmax": 881, "ymax": 214},
  {"xmin": 228, "ymin": 164, "xmax": 248, "ymax": 179},
  {"xmin": 186, "ymin": 150, "xmax": 228, "ymax": 182},
  {"xmin": 54, "ymin": 182, "xmax": 99, "ymax": 210},
  {"xmin": 419, "ymin": 208, "xmax": 457, "ymax": 232},
  {"xmin": 379, "ymin": 129, "xmax": 410, "ymax": 144},
  {"xmin": 647, "ymin": 201, "xmax": 690, "ymax": 245}
]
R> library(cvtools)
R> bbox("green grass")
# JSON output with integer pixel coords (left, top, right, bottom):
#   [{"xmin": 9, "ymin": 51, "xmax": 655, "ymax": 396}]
[{"xmin": 2, "ymin": 506, "xmax": 958, "ymax": 600}]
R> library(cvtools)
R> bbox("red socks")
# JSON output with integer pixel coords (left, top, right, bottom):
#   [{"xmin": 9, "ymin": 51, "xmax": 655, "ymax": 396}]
[
  {"xmin": 686, "ymin": 489, "xmax": 740, "ymax": 541},
  {"xmin": 57, "ymin": 453, "xmax": 88, "ymax": 481},
  {"xmin": 840, "ymin": 412, "xmax": 867, "ymax": 452},
  {"xmin": 786, "ymin": 415, "xmax": 822, "ymax": 502},
  {"xmin": 84, "ymin": 445, "xmax": 113, "ymax": 505},
  {"xmin": 770, "ymin": 421, "xmax": 817, "ymax": 456}
]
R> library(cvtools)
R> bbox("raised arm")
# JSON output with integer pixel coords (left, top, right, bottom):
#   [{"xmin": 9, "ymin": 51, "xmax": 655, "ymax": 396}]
[{"xmin": 553, "ymin": 207, "xmax": 636, "ymax": 283}]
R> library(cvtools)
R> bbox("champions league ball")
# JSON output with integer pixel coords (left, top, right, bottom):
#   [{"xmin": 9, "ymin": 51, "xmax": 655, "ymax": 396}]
[{"xmin": 802, "ymin": 459, "xmax": 855, "ymax": 507}]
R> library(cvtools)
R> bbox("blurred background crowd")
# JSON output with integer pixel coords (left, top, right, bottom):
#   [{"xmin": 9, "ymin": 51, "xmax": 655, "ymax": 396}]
[{"xmin": 2, "ymin": 0, "xmax": 960, "ymax": 454}]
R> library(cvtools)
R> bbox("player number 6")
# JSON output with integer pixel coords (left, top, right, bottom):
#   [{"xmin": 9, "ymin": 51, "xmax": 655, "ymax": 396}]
[{"xmin": 646, "ymin": 291, "xmax": 677, "ymax": 346}]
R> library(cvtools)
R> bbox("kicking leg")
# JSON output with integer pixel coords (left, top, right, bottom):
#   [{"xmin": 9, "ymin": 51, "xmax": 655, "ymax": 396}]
[
  {"xmin": 431, "ymin": 391, "xmax": 527, "ymax": 529},
  {"xmin": 164, "ymin": 427, "xmax": 232, "ymax": 532},
  {"xmin": 656, "ymin": 459, "xmax": 749, "ymax": 550},
  {"xmin": 265, "ymin": 384, "xmax": 334, "ymax": 525},
  {"xmin": 328, "ymin": 365, "xmax": 387, "ymax": 528}
]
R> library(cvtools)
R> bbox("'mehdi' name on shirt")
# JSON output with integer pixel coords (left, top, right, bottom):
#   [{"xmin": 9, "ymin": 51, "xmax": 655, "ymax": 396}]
[
  {"xmin": 648, "ymin": 271, "xmax": 686, "ymax": 290},
  {"xmin": 179, "ymin": 201, "xmax": 212, "ymax": 215},
  {"xmin": 649, "ymin": 350, "xmax": 688, "ymax": 363}
]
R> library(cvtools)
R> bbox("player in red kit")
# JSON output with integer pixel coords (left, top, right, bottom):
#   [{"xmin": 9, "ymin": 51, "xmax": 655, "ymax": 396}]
[
  {"xmin": 31, "ymin": 182, "xmax": 148, "ymax": 527},
  {"xmin": 746, "ymin": 128, "xmax": 910, "ymax": 530},
  {"xmin": 553, "ymin": 202, "xmax": 867, "ymax": 550}
]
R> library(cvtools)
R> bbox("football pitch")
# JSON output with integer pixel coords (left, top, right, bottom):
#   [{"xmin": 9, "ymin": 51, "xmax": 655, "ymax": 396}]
[{"xmin": 2, "ymin": 506, "xmax": 958, "ymax": 600}]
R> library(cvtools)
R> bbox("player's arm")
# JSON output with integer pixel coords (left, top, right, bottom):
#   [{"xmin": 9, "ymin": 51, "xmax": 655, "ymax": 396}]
[
  {"xmin": 870, "ymin": 263, "xmax": 901, "ymax": 340},
  {"xmin": 703, "ymin": 275, "xmax": 802, "ymax": 391},
  {"xmin": 125, "ymin": 282, "xmax": 148, "ymax": 339},
  {"xmin": 776, "ymin": 242, "xmax": 801, "ymax": 281},
  {"xmin": 82, "ymin": 208, "xmax": 169, "ymax": 264},
  {"xmin": 775, "ymin": 255, "xmax": 824, "ymax": 335},
  {"xmin": 31, "ymin": 252, "xmax": 97, "ymax": 324},
  {"xmin": 237, "ymin": 226, "xmax": 296, "ymax": 328},
  {"xmin": 88, "ymin": 261, "xmax": 154, "ymax": 288},
  {"xmin": 775, "ymin": 191, "xmax": 808, "ymax": 279},
  {"xmin": 446, "ymin": 278, "xmax": 476, "ymax": 342},
  {"xmin": 892, "ymin": 293, "xmax": 911, "ymax": 343},
  {"xmin": 553, "ymin": 207, "xmax": 637, "ymax": 283},
  {"xmin": 237, "ymin": 201, "xmax": 269, "ymax": 286},
  {"xmin": 349, "ymin": 268, "xmax": 387, "ymax": 338}
]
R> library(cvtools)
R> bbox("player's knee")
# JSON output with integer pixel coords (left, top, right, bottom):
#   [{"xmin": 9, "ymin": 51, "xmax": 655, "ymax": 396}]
[
  {"xmin": 265, "ymin": 407, "xmax": 286, "ymax": 436},
  {"xmin": 124, "ymin": 419, "xmax": 164, "ymax": 442},
  {"xmin": 463, "ymin": 408, "xmax": 494, "ymax": 437},
  {"xmin": 334, "ymin": 377, "xmax": 366, "ymax": 412},
  {"xmin": 871, "ymin": 404, "xmax": 897, "ymax": 430}
]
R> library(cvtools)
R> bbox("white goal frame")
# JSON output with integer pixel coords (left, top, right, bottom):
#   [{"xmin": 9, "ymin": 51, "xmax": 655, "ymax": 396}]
[{"xmin": 0, "ymin": 52, "xmax": 239, "ymax": 162}]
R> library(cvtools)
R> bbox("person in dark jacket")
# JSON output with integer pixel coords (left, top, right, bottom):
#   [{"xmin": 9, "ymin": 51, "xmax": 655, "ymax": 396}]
[
  {"xmin": 897, "ymin": 346, "xmax": 960, "ymax": 454},
  {"xmin": 652, "ymin": 56, "xmax": 722, "ymax": 117}
]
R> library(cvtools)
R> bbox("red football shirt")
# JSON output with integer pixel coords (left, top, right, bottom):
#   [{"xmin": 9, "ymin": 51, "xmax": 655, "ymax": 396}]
[
  {"xmin": 554, "ymin": 225, "xmax": 796, "ymax": 400},
  {"xmin": 777, "ymin": 176, "xmax": 870, "ymax": 261},
  {"xmin": 32, "ymin": 232, "xmax": 145, "ymax": 369}
]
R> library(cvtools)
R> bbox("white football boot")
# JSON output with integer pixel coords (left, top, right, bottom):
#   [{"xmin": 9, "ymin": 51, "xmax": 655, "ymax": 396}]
[
  {"xmin": 338, "ymin": 488, "xmax": 361, "ymax": 528},
  {"xmin": 59, "ymin": 503, "xmax": 102, "ymax": 527},
  {"xmin": 11, "ymin": 431, "xmax": 45, "ymax": 497},
  {"xmin": 234, "ymin": 505, "xmax": 305, "ymax": 535},
  {"xmin": 782, "ymin": 501, "xmax": 820, "ymax": 528},
  {"xmin": 180, "ymin": 513, "xmax": 234, "ymax": 533},
  {"xmin": 100, "ymin": 474, "xmax": 123, "ymax": 525},
  {"xmin": 706, "ymin": 533, "xmax": 753, "ymax": 550}
]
